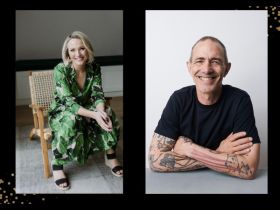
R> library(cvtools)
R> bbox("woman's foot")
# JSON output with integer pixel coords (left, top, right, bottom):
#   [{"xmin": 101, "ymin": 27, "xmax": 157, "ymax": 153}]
[
  {"xmin": 105, "ymin": 152, "xmax": 123, "ymax": 177},
  {"xmin": 52, "ymin": 165, "xmax": 70, "ymax": 191}
]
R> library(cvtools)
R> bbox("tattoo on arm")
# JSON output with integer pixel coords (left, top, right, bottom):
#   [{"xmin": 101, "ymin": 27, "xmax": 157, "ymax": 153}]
[
  {"xmin": 159, "ymin": 154, "xmax": 176, "ymax": 169},
  {"xmin": 190, "ymin": 145, "xmax": 254, "ymax": 178},
  {"xmin": 153, "ymin": 133, "xmax": 175, "ymax": 151},
  {"xmin": 149, "ymin": 133, "xmax": 205, "ymax": 172},
  {"xmin": 225, "ymin": 154, "xmax": 253, "ymax": 177},
  {"xmin": 178, "ymin": 136, "xmax": 193, "ymax": 144}
]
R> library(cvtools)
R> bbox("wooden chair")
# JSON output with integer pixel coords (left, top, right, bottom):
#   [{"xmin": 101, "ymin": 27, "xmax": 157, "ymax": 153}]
[
  {"xmin": 28, "ymin": 70, "xmax": 112, "ymax": 178},
  {"xmin": 29, "ymin": 70, "xmax": 54, "ymax": 178}
]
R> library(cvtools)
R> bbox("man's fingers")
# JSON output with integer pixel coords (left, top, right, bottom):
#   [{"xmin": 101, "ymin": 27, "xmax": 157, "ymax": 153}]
[
  {"xmin": 227, "ymin": 132, "xmax": 233, "ymax": 138},
  {"xmin": 233, "ymin": 142, "xmax": 253, "ymax": 152},
  {"xmin": 234, "ymin": 148, "xmax": 251, "ymax": 155},
  {"xmin": 232, "ymin": 137, "xmax": 253, "ymax": 147},
  {"xmin": 229, "ymin": 131, "xmax": 247, "ymax": 142}
]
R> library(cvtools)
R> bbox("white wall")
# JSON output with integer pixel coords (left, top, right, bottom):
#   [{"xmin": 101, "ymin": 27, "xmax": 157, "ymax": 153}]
[
  {"xmin": 16, "ymin": 65, "xmax": 123, "ymax": 106},
  {"xmin": 146, "ymin": 10, "xmax": 267, "ymax": 169},
  {"xmin": 101, "ymin": 66, "xmax": 123, "ymax": 97},
  {"xmin": 16, "ymin": 10, "xmax": 123, "ymax": 60},
  {"xmin": 16, "ymin": 10, "xmax": 123, "ymax": 105}
]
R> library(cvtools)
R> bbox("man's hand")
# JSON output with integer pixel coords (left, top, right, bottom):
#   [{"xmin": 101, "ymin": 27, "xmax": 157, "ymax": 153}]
[
  {"xmin": 216, "ymin": 132, "xmax": 253, "ymax": 155},
  {"xmin": 173, "ymin": 136, "xmax": 193, "ymax": 156}
]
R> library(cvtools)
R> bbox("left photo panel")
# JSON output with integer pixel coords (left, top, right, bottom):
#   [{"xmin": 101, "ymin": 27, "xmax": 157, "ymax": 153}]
[{"xmin": 15, "ymin": 10, "xmax": 123, "ymax": 193}]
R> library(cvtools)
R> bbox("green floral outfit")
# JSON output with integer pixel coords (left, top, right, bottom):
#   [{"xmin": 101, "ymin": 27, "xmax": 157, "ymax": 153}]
[{"xmin": 48, "ymin": 62, "xmax": 120, "ymax": 166}]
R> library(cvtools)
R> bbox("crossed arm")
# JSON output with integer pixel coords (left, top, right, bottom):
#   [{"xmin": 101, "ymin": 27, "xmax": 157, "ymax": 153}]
[{"xmin": 149, "ymin": 132, "xmax": 260, "ymax": 179}]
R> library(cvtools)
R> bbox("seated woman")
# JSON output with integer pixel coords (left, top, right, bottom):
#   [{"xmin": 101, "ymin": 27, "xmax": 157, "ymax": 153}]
[{"xmin": 48, "ymin": 31, "xmax": 123, "ymax": 191}]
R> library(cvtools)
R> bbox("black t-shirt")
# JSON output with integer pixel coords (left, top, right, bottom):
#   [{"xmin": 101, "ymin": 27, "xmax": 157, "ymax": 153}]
[{"xmin": 155, "ymin": 85, "xmax": 260, "ymax": 150}]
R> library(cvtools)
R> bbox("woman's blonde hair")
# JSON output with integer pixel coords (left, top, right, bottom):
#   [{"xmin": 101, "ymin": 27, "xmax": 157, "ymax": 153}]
[{"xmin": 62, "ymin": 31, "xmax": 94, "ymax": 66}]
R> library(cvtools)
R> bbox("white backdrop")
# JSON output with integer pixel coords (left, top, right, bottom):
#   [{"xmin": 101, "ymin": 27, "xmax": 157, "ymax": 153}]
[{"xmin": 146, "ymin": 10, "xmax": 267, "ymax": 169}]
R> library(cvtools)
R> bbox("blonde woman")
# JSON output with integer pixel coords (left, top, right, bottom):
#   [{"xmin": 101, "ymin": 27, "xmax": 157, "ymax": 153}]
[{"xmin": 48, "ymin": 31, "xmax": 123, "ymax": 191}]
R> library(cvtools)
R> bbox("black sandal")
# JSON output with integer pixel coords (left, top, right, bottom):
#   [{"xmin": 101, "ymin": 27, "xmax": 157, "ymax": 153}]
[
  {"xmin": 52, "ymin": 165, "xmax": 70, "ymax": 191},
  {"xmin": 105, "ymin": 153, "xmax": 123, "ymax": 177}
]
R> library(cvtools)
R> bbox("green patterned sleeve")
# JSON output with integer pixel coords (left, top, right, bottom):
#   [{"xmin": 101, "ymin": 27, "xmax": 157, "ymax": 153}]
[
  {"xmin": 53, "ymin": 64, "xmax": 81, "ymax": 114},
  {"xmin": 91, "ymin": 63, "xmax": 105, "ymax": 107}
]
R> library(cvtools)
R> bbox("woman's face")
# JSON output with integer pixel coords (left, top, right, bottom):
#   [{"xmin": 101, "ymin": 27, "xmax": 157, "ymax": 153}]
[{"xmin": 67, "ymin": 38, "xmax": 88, "ymax": 68}]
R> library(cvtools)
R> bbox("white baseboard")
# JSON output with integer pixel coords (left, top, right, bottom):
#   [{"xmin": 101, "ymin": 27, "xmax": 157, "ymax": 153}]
[{"xmin": 104, "ymin": 91, "xmax": 123, "ymax": 97}]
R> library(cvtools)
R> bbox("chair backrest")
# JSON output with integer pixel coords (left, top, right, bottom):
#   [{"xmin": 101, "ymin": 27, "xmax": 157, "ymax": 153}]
[{"xmin": 29, "ymin": 70, "xmax": 55, "ymax": 116}]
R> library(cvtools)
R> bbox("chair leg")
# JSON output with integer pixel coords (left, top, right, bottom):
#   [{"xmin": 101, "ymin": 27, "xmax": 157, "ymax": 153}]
[
  {"xmin": 29, "ymin": 128, "xmax": 37, "ymax": 140},
  {"xmin": 40, "ymin": 135, "xmax": 51, "ymax": 178},
  {"xmin": 29, "ymin": 113, "xmax": 39, "ymax": 141},
  {"xmin": 37, "ymin": 109, "xmax": 51, "ymax": 178},
  {"xmin": 33, "ymin": 113, "xmax": 39, "ymax": 128},
  {"xmin": 30, "ymin": 127, "xmax": 52, "ymax": 176}
]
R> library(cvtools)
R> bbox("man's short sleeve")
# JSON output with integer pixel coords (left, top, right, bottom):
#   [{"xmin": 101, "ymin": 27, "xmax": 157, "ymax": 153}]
[
  {"xmin": 233, "ymin": 94, "xmax": 261, "ymax": 144},
  {"xmin": 154, "ymin": 93, "xmax": 180, "ymax": 140}
]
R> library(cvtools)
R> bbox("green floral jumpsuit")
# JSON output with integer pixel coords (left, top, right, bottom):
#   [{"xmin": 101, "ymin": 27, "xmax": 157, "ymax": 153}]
[{"xmin": 48, "ymin": 62, "xmax": 120, "ymax": 166}]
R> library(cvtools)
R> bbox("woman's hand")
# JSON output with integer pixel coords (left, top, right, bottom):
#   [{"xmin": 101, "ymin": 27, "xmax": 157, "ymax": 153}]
[{"xmin": 92, "ymin": 110, "xmax": 112, "ymax": 132}]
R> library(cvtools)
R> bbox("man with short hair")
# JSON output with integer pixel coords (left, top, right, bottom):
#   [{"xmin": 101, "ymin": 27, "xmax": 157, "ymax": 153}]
[{"xmin": 149, "ymin": 36, "xmax": 260, "ymax": 179}]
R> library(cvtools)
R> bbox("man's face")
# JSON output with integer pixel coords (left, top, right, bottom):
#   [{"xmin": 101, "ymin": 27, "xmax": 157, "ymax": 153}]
[{"xmin": 187, "ymin": 40, "xmax": 231, "ymax": 95}]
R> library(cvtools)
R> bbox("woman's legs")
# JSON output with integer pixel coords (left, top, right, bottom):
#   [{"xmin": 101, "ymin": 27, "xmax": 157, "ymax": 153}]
[
  {"xmin": 52, "ymin": 164, "xmax": 70, "ymax": 190},
  {"xmin": 105, "ymin": 148, "xmax": 123, "ymax": 176},
  {"xmin": 105, "ymin": 107, "xmax": 123, "ymax": 176},
  {"xmin": 90, "ymin": 105, "xmax": 123, "ymax": 176},
  {"xmin": 49, "ymin": 111, "xmax": 84, "ymax": 190}
]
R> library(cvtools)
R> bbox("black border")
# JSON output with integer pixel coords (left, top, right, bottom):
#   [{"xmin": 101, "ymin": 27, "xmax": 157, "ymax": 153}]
[{"xmin": 1, "ymin": 3, "xmax": 278, "ymax": 207}]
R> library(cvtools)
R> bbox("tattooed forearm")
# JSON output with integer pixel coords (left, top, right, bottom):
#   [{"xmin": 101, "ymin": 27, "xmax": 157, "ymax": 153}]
[
  {"xmin": 159, "ymin": 154, "xmax": 176, "ymax": 169},
  {"xmin": 190, "ymin": 144, "xmax": 255, "ymax": 179},
  {"xmin": 150, "ymin": 151, "xmax": 205, "ymax": 172},
  {"xmin": 153, "ymin": 133, "xmax": 175, "ymax": 151},
  {"xmin": 153, "ymin": 133, "xmax": 175, "ymax": 141},
  {"xmin": 178, "ymin": 136, "xmax": 193, "ymax": 144},
  {"xmin": 149, "ymin": 133, "xmax": 205, "ymax": 172},
  {"xmin": 225, "ymin": 154, "xmax": 253, "ymax": 177}
]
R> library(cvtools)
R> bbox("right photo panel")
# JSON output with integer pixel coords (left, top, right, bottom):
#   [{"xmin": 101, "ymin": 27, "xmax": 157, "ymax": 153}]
[{"xmin": 145, "ymin": 10, "xmax": 267, "ymax": 194}]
